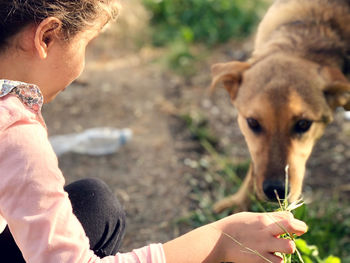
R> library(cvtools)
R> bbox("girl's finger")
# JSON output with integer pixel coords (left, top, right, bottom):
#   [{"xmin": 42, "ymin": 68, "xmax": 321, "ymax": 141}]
[
  {"xmin": 266, "ymin": 237, "xmax": 296, "ymax": 254},
  {"xmin": 244, "ymin": 251, "xmax": 283, "ymax": 263},
  {"xmin": 262, "ymin": 252, "xmax": 284, "ymax": 263},
  {"xmin": 267, "ymin": 213, "xmax": 307, "ymax": 236}
]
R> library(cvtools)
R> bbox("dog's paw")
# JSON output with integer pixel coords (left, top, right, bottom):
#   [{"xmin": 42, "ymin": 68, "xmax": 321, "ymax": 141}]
[
  {"xmin": 213, "ymin": 196, "xmax": 249, "ymax": 213},
  {"xmin": 213, "ymin": 199, "xmax": 234, "ymax": 213}
]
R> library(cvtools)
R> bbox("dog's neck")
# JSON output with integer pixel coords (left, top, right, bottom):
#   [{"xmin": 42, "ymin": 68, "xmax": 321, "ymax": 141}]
[{"xmin": 252, "ymin": 19, "xmax": 349, "ymax": 75}]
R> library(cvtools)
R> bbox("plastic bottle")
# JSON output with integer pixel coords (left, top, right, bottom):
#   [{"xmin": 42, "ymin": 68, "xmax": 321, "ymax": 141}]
[
  {"xmin": 344, "ymin": 111, "xmax": 350, "ymax": 121},
  {"xmin": 49, "ymin": 127, "xmax": 132, "ymax": 156}
]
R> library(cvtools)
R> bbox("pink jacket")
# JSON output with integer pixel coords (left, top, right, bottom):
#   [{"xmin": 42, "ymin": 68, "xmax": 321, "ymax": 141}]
[{"xmin": 0, "ymin": 80, "xmax": 166, "ymax": 263}]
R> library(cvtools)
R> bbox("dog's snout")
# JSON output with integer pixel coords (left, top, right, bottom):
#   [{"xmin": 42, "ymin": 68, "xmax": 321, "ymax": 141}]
[{"xmin": 263, "ymin": 180, "xmax": 288, "ymax": 202}]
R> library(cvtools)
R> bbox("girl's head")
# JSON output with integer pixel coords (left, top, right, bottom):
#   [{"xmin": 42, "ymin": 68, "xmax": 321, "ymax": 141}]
[
  {"xmin": 0, "ymin": 0, "xmax": 119, "ymax": 102},
  {"xmin": 0, "ymin": 0, "xmax": 118, "ymax": 51}
]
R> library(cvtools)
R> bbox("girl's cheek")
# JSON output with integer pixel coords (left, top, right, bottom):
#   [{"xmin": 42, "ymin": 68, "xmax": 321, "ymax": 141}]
[
  {"xmin": 80, "ymin": 58, "xmax": 86, "ymax": 77},
  {"xmin": 70, "ymin": 55, "xmax": 85, "ymax": 80},
  {"xmin": 77, "ymin": 58, "xmax": 85, "ymax": 78},
  {"xmin": 77, "ymin": 48, "xmax": 87, "ymax": 76}
]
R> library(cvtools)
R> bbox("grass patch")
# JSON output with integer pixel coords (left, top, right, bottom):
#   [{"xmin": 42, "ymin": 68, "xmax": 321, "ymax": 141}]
[
  {"xmin": 141, "ymin": 0, "xmax": 268, "ymax": 76},
  {"xmin": 178, "ymin": 111, "xmax": 350, "ymax": 262},
  {"xmin": 142, "ymin": 0, "xmax": 266, "ymax": 46}
]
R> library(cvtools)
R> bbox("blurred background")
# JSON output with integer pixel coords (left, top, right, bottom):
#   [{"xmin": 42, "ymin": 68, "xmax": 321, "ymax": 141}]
[{"xmin": 43, "ymin": 0, "xmax": 350, "ymax": 261}]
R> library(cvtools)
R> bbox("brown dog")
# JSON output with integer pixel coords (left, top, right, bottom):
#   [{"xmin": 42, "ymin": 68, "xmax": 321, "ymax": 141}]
[{"xmin": 211, "ymin": 0, "xmax": 350, "ymax": 212}]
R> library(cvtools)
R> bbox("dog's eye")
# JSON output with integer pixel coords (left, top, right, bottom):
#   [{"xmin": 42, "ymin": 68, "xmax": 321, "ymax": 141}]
[
  {"xmin": 294, "ymin": 119, "xmax": 313, "ymax": 134},
  {"xmin": 247, "ymin": 118, "xmax": 262, "ymax": 133}
]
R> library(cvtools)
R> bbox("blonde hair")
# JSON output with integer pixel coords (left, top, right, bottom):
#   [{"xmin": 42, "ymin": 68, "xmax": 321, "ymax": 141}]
[{"xmin": 0, "ymin": 0, "xmax": 119, "ymax": 49}]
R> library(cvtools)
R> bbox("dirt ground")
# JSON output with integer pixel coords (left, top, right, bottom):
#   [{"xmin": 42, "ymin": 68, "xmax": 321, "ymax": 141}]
[{"xmin": 42, "ymin": 1, "xmax": 350, "ymax": 252}]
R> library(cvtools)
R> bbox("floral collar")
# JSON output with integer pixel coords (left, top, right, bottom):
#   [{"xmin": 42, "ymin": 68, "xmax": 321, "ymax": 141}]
[{"xmin": 0, "ymin": 79, "xmax": 43, "ymax": 113}]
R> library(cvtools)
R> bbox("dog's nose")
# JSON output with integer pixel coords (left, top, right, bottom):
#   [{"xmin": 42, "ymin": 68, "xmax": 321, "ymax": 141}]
[{"xmin": 263, "ymin": 180, "xmax": 288, "ymax": 202}]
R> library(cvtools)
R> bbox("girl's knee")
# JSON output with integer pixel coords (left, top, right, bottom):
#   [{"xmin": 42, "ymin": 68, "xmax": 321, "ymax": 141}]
[
  {"xmin": 65, "ymin": 178, "xmax": 126, "ymax": 254},
  {"xmin": 65, "ymin": 177, "xmax": 124, "ymax": 216}
]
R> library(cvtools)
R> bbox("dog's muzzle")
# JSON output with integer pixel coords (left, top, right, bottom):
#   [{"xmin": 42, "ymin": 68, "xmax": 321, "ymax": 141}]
[{"xmin": 263, "ymin": 180, "xmax": 289, "ymax": 202}]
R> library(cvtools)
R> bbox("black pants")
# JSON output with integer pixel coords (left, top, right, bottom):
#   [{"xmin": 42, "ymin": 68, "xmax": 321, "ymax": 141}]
[{"xmin": 0, "ymin": 178, "xmax": 126, "ymax": 262}]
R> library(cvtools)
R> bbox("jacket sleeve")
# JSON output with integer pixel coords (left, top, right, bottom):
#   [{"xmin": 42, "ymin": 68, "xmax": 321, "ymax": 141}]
[{"xmin": 0, "ymin": 120, "xmax": 166, "ymax": 263}]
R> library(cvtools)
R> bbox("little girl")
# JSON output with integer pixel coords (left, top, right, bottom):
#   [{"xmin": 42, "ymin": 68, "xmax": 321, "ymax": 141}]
[{"xmin": 0, "ymin": 1, "xmax": 307, "ymax": 263}]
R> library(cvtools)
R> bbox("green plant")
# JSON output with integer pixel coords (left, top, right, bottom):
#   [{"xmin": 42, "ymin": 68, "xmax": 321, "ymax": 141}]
[
  {"xmin": 293, "ymin": 199, "xmax": 350, "ymax": 261},
  {"xmin": 270, "ymin": 167, "xmax": 342, "ymax": 263},
  {"xmin": 142, "ymin": 0, "xmax": 267, "ymax": 76},
  {"xmin": 295, "ymin": 239, "xmax": 342, "ymax": 263},
  {"xmin": 165, "ymin": 42, "xmax": 199, "ymax": 76},
  {"xmin": 181, "ymin": 113, "xmax": 218, "ymax": 146},
  {"xmin": 143, "ymin": 0, "xmax": 266, "ymax": 46}
]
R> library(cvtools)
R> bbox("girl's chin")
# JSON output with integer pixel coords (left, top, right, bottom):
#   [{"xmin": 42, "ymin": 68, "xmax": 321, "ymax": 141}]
[{"xmin": 44, "ymin": 91, "xmax": 62, "ymax": 104}]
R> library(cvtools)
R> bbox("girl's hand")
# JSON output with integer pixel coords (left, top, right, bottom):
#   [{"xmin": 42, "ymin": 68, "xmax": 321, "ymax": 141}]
[
  {"xmin": 212, "ymin": 211, "xmax": 308, "ymax": 263},
  {"xmin": 163, "ymin": 211, "xmax": 307, "ymax": 263}
]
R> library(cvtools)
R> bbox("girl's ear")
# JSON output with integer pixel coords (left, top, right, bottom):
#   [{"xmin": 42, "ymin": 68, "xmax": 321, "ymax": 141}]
[{"xmin": 34, "ymin": 17, "xmax": 62, "ymax": 59}]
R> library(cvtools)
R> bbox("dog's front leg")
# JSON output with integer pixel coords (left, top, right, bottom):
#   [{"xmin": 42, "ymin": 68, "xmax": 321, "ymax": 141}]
[
  {"xmin": 213, "ymin": 164, "xmax": 254, "ymax": 213},
  {"xmin": 344, "ymin": 101, "xmax": 350, "ymax": 111}
]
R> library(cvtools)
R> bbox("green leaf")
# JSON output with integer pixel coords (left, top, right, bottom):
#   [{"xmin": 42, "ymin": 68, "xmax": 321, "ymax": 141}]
[
  {"xmin": 180, "ymin": 26, "xmax": 194, "ymax": 43},
  {"xmin": 295, "ymin": 239, "xmax": 313, "ymax": 256},
  {"xmin": 301, "ymin": 256, "xmax": 313, "ymax": 263},
  {"xmin": 324, "ymin": 256, "xmax": 341, "ymax": 263}
]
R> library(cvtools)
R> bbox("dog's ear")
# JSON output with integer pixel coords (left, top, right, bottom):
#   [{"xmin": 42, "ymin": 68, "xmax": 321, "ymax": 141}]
[
  {"xmin": 324, "ymin": 81, "xmax": 350, "ymax": 110},
  {"xmin": 322, "ymin": 67, "xmax": 350, "ymax": 110},
  {"xmin": 210, "ymin": 61, "xmax": 250, "ymax": 100}
]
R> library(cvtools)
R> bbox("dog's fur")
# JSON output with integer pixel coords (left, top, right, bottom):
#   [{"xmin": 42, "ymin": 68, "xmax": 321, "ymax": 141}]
[{"xmin": 211, "ymin": 0, "xmax": 350, "ymax": 212}]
